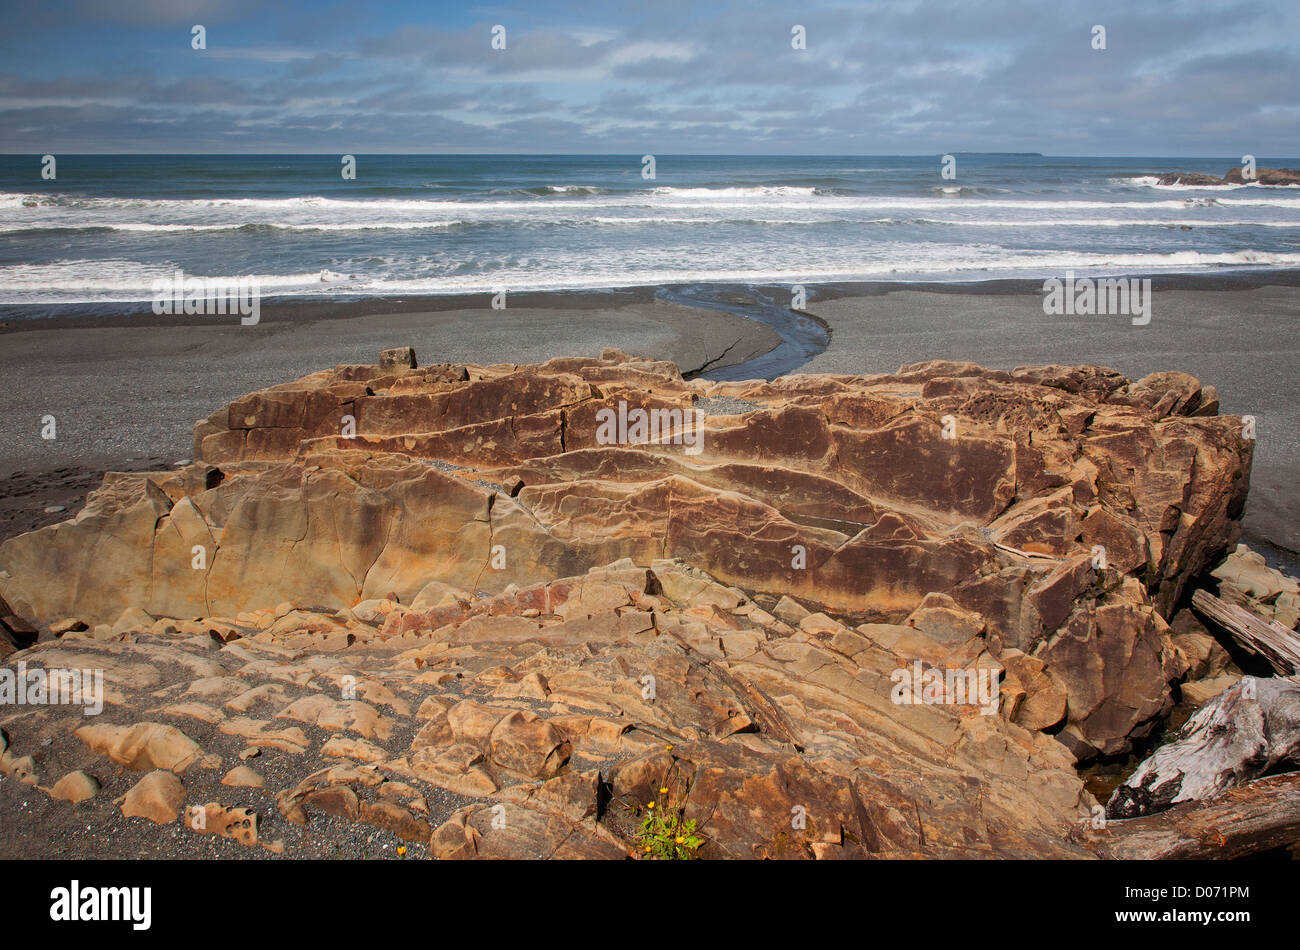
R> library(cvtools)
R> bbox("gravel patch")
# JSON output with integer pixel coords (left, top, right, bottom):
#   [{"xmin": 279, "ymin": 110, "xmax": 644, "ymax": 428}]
[{"xmin": 694, "ymin": 396, "xmax": 760, "ymax": 416}]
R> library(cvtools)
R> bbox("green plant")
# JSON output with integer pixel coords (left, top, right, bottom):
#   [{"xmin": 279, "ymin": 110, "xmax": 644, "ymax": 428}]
[{"xmin": 638, "ymin": 791, "xmax": 704, "ymax": 860}]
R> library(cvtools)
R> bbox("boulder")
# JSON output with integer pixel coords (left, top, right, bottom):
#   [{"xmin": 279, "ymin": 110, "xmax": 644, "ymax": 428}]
[
  {"xmin": 1156, "ymin": 172, "xmax": 1224, "ymax": 186},
  {"xmin": 49, "ymin": 770, "xmax": 100, "ymax": 803},
  {"xmin": 189, "ymin": 802, "xmax": 260, "ymax": 847},
  {"xmin": 221, "ymin": 765, "xmax": 265, "ymax": 788},
  {"xmin": 378, "ymin": 347, "xmax": 418, "ymax": 372},
  {"xmin": 1223, "ymin": 166, "xmax": 1300, "ymax": 186},
  {"xmin": 75, "ymin": 722, "xmax": 203, "ymax": 773},
  {"xmin": 119, "ymin": 770, "xmax": 185, "ymax": 824},
  {"xmin": 488, "ymin": 711, "xmax": 571, "ymax": 779}
]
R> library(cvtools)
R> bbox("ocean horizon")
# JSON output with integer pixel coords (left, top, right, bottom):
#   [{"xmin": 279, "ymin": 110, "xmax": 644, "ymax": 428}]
[{"xmin": 2, "ymin": 153, "xmax": 1299, "ymax": 312}]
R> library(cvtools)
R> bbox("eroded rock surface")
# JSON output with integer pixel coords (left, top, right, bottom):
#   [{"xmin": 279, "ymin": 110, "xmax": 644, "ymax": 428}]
[
  {"xmin": 1212, "ymin": 544, "xmax": 1300, "ymax": 631},
  {"xmin": 0, "ymin": 350, "xmax": 1259, "ymax": 857},
  {"xmin": 2, "ymin": 558, "xmax": 1102, "ymax": 858}
]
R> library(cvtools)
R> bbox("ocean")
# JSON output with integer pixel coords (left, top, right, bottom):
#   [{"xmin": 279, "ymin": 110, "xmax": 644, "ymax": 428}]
[{"xmin": 1, "ymin": 153, "xmax": 1298, "ymax": 311}]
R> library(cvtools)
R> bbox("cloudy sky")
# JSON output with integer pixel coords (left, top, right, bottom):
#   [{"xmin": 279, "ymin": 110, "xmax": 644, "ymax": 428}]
[{"xmin": 1, "ymin": 0, "xmax": 1296, "ymax": 155}]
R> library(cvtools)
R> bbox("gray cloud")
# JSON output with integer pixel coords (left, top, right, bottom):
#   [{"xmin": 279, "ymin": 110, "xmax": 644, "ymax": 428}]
[{"xmin": 0, "ymin": 0, "xmax": 1295, "ymax": 154}]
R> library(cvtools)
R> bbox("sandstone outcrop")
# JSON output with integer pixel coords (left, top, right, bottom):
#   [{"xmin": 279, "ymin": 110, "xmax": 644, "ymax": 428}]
[
  {"xmin": 1, "ymin": 557, "xmax": 1100, "ymax": 858},
  {"xmin": 1188, "ymin": 543, "xmax": 1300, "ymax": 677},
  {"xmin": 0, "ymin": 350, "xmax": 1267, "ymax": 858},
  {"xmin": 1211, "ymin": 543, "xmax": 1300, "ymax": 630}
]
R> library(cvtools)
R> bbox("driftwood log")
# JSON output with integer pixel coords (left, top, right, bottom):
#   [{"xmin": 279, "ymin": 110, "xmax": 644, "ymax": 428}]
[
  {"xmin": 1092, "ymin": 772, "xmax": 1300, "ymax": 859},
  {"xmin": 1192, "ymin": 588, "xmax": 1300, "ymax": 674},
  {"xmin": 1107, "ymin": 676, "xmax": 1300, "ymax": 819}
]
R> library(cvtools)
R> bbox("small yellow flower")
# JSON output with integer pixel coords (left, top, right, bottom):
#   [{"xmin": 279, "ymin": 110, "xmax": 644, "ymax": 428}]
[
  {"xmin": 396, "ymin": 846, "xmax": 407, "ymax": 856},
  {"xmin": 647, "ymin": 801, "xmax": 656, "ymax": 810},
  {"xmin": 665, "ymin": 744, "xmax": 673, "ymax": 751},
  {"xmin": 659, "ymin": 787, "xmax": 668, "ymax": 794},
  {"xmin": 675, "ymin": 836, "xmax": 685, "ymax": 845},
  {"xmin": 644, "ymin": 845, "xmax": 651, "ymax": 853}
]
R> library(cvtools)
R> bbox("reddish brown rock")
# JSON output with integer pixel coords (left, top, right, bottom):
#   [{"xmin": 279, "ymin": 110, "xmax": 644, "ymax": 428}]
[
  {"xmin": 1223, "ymin": 166, "xmax": 1300, "ymax": 186},
  {"xmin": 430, "ymin": 801, "xmax": 632, "ymax": 860},
  {"xmin": 360, "ymin": 800, "xmax": 430, "ymax": 843},
  {"xmin": 0, "ymin": 351, "xmax": 1254, "ymax": 774},
  {"xmin": 488, "ymin": 710, "xmax": 572, "ymax": 779}
]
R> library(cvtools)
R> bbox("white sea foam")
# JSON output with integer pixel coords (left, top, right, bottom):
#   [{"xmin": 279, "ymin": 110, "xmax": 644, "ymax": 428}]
[
  {"xmin": 3, "ymin": 215, "xmax": 1298, "ymax": 234},
  {"xmin": 4, "ymin": 190, "xmax": 1299, "ymax": 220},
  {"xmin": 0, "ymin": 221, "xmax": 468, "ymax": 233},
  {"xmin": 4, "ymin": 168, "xmax": 1299, "ymax": 307},
  {"xmin": 649, "ymin": 186, "xmax": 820, "ymax": 198},
  {"xmin": 0, "ymin": 261, "xmax": 348, "ymax": 301},
  {"xmin": 6, "ymin": 250, "xmax": 1299, "ymax": 305},
  {"xmin": 1109, "ymin": 175, "xmax": 1300, "ymax": 191}
]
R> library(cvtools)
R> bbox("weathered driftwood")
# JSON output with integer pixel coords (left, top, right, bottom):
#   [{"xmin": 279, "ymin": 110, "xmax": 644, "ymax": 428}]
[
  {"xmin": 1093, "ymin": 772, "xmax": 1300, "ymax": 859},
  {"xmin": 1192, "ymin": 588, "xmax": 1300, "ymax": 674},
  {"xmin": 1107, "ymin": 676, "xmax": 1300, "ymax": 819}
]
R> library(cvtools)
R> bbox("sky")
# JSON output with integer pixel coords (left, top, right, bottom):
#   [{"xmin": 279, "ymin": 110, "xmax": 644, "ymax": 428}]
[{"xmin": 0, "ymin": 0, "xmax": 1297, "ymax": 155}]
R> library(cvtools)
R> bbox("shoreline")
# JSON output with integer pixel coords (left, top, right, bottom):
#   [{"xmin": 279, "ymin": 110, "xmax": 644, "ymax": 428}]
[{"xmin": 5, "ymin": 265, "xmax": 1300, "ymax": 323}]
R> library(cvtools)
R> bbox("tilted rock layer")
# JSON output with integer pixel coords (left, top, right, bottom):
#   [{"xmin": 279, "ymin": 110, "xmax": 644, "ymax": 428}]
[
  {"xmin": 3, "ymin": 560, "xmax": 1104, "ymax": 858},
  {"xmin": 0, "ymin": 350, "xmax": 1253, "ymax": 857}
]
